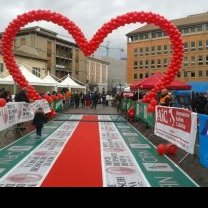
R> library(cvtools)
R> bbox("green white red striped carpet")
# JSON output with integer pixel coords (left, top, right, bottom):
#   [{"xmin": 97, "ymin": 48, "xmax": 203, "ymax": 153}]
[{"xmin": 0, "ymin": 114, "xmax": 198, "ymax": 187}]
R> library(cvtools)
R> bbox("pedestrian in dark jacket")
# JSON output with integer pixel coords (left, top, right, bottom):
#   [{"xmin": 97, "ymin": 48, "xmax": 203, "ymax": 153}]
[
  {"xmin": 15, "ymin": 88, "xmax": 30, "ymax": 103},
  {"xmin": 32, "ymin": 108, "xmax": 47, "ymax": 139}
]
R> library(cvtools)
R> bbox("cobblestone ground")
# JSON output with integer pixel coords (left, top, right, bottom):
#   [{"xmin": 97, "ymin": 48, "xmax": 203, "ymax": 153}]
[{"xmin": 0, "ymin": 103, "xmax": 207, "ymax": 186}]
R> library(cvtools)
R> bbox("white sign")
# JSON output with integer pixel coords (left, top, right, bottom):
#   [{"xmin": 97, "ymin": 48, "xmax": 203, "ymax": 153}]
[
  {"xmin": 0, "ymin": 100, "xmax": 51, "ymax": 131},
  {"xmin": 99, "ymin": 115, "xmax": 149, "ymax": 187},
  {"xmin": 154, "ymin": 106, "xmax": 198, "ymax": 154},
  {"xmin": 0, "ymin": 121, "xmax": 80, "ymax": 187}
]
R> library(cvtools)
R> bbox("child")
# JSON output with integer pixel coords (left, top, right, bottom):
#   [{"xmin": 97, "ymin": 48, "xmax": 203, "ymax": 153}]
[{"xmin": 32, "ymin": 107, "xmax": 47, "ymax": 139}]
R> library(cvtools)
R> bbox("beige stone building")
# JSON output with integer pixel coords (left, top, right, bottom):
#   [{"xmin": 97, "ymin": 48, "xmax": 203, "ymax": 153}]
[
  {"xmin": 86, "ymin": 57, "xmax": 109, "ymax": 93},
  {"xmin": 126, "ymin": 12, "xmax": 208, "ymax": 84},
  {"xmin": 0, "ymin": 49, "xmax": 47, "ymax": 78},
  {"xmin": 0, "ymin": 26, "xmax": 111, "ymax": 90}
]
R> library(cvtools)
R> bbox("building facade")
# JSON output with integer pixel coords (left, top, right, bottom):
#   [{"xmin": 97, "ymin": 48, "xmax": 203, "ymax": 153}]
[
  {"xmin": 100, "ymin": 57, "xmax": 127, "ymax": 92},
  {"xmin": 0, "ymin": 26, "xmax": 89, "ymax": 83},
  {"xmin": 0, "ymin": 48, "xmax": 47, "ymax": 78},
  {"xmin": 126, "ymin": 12, "xmax": 208, "ymax": 84},
  {"xmin": 86, "ymin": 57, "xmax": 109, "ymax": 93}
]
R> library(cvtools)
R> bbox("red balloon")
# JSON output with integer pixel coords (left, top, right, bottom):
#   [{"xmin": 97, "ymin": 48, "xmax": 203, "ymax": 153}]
[
  {"xmin": 157, "ymin": 144, "xmax": 166, "ymax": 155},
  {"xmin": 147, "ymin": 104, "xmax": 155, "ymax": 112},
  {"xmin": 165, "ymin": 143, "xmax": 177, "ymax": 155},
  {"xmin": 150, "ymin": 99, "xmax": 158, "ymax": 106},
  {"xmin": 128, "ymin": 107, "xmax": 135, "ymax": 118},
  {"xmin": 142, "ymin": 97, "xmax": 148, "ymax": 103},
  {"xmin": 0, "ymin": 98, "xmax": 7, "ymax": 107}
]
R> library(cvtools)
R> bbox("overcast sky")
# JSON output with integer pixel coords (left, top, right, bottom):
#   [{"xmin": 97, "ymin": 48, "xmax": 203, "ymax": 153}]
[{"xmin": 1, "ymin": 0, "xmax": 208, "ymax": 58}]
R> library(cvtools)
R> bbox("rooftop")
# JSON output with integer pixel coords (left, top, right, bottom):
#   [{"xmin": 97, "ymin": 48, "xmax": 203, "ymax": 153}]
[{"xmin": 127, "ymin": 12, "xmax": 208, "ymax": 36}]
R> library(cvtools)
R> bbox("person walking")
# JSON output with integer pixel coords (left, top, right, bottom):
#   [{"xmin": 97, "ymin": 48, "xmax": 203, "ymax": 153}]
[{"xmin": 32, "ymin": 108, "xmax": 47, "ymax": 139}]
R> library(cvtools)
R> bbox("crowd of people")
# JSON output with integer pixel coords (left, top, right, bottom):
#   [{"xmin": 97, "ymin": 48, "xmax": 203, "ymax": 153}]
[
  {"xmin": 1, "ymin": 86, "xmax": 208, "ymax": 115},
  {"xmin": 0, "ymin": 88, "xmax": 12, "ymax": 102}
]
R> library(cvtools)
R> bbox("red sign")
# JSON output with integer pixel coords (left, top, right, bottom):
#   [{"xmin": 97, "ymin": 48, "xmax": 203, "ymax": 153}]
[{"xmin": 156, "ymin": 106, "xmax": 191, "ymax": 133}]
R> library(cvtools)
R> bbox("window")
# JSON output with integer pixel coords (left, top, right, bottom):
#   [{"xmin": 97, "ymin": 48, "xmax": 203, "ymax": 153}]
[
  {"xmin": 184, "ymin": 42, "xmax": 189, "ymax": 52},
  {"xmin": 198, "ymin": 56, "xmax": 203, "ymax": 65},
  {"xmin": 139, "ymin": 73, "xmax": 143, "ymax": 79},
  {"xmin": 144, "ymin": 33, "xmax": 149, "ymax": 40},
  {"xmin": 206, "ymin": 55, "xmax": 208, "ymax": 65},
  {"xmin": 183, "ymin": 57, "xmax": 188, "ymax": 67},
  {"xmin": 134, "ymin": 48, "xmax": 138, "ymax": 57},
  {"xmin": 47, "ymin": 41, "xmax": 52, "ymax": 57},
  {"xmin": 177, "ymin": 72, "xmax": 181, "ymax": 77},
  {"xmin": 32, "ymin": 67, "xmax": 41, "ymax": 77},
  {"xmin": 0, "ymin": 63, "xmax": 3, "ymax": 73},
  {"xmin": 157, "ymin": 46, "xmax": 162, "ymax": 54},
  {"xmin": 138, "ymin": 34, "xmax": 144, "ymax": 40},
  {"xmin": 206, "ymin": 70, "xmax": 208, "ymax": 77},
  {"xmin": 157, "ymin": 59, "xmax": 161, "ymax": 68},
  {"xmin": 151, "ymin": 46, "xmax": 155, "ymax": 55},
  {"xmin": 145, "ymin": 47, "xmax": 149, "ymax": 55},
  {"xmin": 157, "ymin": 32, "xmax": 162, "ymax": 38},
  {"xmin": 20, "ymin": 37, "xmax": 26, "ymax": 45},
  {"xmin": 184, "ymin": 71, "xmax": 187, "ymax": 77},
  {"xmin": 198, "ymin": 70, "xmax": 203, "ymax": 77},
  {"xmin": 134, "ymin": 73, "xmax": 137, "ymax": 79},
  {"xmin": 145, "ymin": 60, "xmax": 149, "ymax": 69},
  {"xmin": 145, "ymin": 72, "xmax": 148, "ymax": 78},
  {"xmin": 198, "ymin": 41, "xmax": 203, "ymax": 50},
  {"xmin": 205, "ymin": 24, "xmax": 208, "ymax": 31},
  {"xmin": 183, "ymin": 28, "xmax": 189, "ymax": 34},
  {"xmin": 151, "ymin": 60, "xmax": 155, "ymax": 69},
  {"xmin": 191, "ymin": 56, "xmax": 195, "ymax": 66},
  {"xmin": 151, "ymin": 32, "xmax": 156, "ymax": 39},
  {"xmin": 206, "ymin": 40, "xmax": 208, "ymax": 50},
  {"xmin": 191, "ymin": 42, "xmax": 196, "ymax": 51},
  {"xmin": 139, "ymin": 60, "xmax": 143, "ymax": 69},
  {"xmin": 196, "ymin": 25, "xmax": 203, "ymax": 32},
  {"xmin": 133, "ymin": 36, "xmax": 138, "ymax": 41},
  {"xmin": 191, "ymin": 72, "xmax": 195, "ymax": 77},
  {"xmin": 164, "ymin": 45, "xmax": 168, "ymax": 54},
  {"xmin": 139, "ymin": 48, "xmax": 143, "ymax": 56},
  {"xmin": 190, "ymin": 26, "xmax": 196, "ymax": 33},
  {"xmin": 163, "ymin": 58, "xmax": 168, "ymax": 67},
  {"xmin": 134, "ymin": 61, "xmax": 138, "ymax": 69}
]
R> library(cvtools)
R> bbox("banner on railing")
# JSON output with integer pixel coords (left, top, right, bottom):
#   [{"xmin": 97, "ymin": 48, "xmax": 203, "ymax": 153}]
[
  {"xmin": 0, "ymin": 99, "xmax": 50, "ymax": 132},
  {"xmin": 154, "ymin": 106, "xmax": 197, "ymax": 154},
  {"xmin": 199, "ymin": 114, "xmax": 208, "ymax": 167},
  {"xmin": 30, "ymin": 99, "xmax": 51, "ymax": 114}
]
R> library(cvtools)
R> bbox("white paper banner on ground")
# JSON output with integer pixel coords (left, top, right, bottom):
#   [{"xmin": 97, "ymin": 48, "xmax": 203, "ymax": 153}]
[
  {"xmin": 0, "ymin": 100, "xmax": 50, "ymax": 131},
  {"xmin": 99, "ymin": 115, "xmax": 149, "ymax": 187},
  {"xmin": 154, "ymin": 106, "xmax": 197, "ymax": 154},
  {"xmin": 0, "ymin": 120, "xmax": 80, "ymax": 187}
]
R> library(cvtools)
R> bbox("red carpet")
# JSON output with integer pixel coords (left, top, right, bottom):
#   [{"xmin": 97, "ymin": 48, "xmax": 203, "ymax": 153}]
[{"xmin": 41, "ymin": 115, "xmax": 103, "ymax": 187}]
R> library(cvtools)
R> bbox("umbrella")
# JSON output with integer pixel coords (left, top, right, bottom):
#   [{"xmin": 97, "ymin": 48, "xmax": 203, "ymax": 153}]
[{"xmin": 130, "ymin": 73, "xmax": 191, "ymax": 90}]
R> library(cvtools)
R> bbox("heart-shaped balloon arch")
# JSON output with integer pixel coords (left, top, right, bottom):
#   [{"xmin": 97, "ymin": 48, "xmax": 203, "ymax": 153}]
[{"xmin": 1, "ymin": 10, "xmax": 183, "ymax": 111}]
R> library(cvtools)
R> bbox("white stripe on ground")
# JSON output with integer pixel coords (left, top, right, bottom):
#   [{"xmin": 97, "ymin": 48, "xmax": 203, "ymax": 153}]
[
  {"xmin": 0, "ymin": 115, "xmax": 82, "ymax": 187},
  {"xmin": 98, "ymin": 115, "xmax": 150, "ymax": 187}
]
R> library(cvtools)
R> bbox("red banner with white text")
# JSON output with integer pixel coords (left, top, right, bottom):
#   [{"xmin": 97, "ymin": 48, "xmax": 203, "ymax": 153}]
[{"xmin": 154, "ymin": 106, "xmax": 197, "ymax": 154}]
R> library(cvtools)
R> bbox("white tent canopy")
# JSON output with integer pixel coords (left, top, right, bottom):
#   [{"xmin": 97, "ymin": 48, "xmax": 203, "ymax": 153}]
[
  {"xmin": 0, "ymin": 65, "xmax": 56, "ymax": 86},
  {"xmin": 58, "ymin": 74, "xmax": 86, "ymax": 89},
  {"xmin": 0, "ymin": 77, "xmax": 13, "ymax": 85},
  {"xmin": 42, "ymin": 72, "xmax": 59, "ymax": 87}
]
